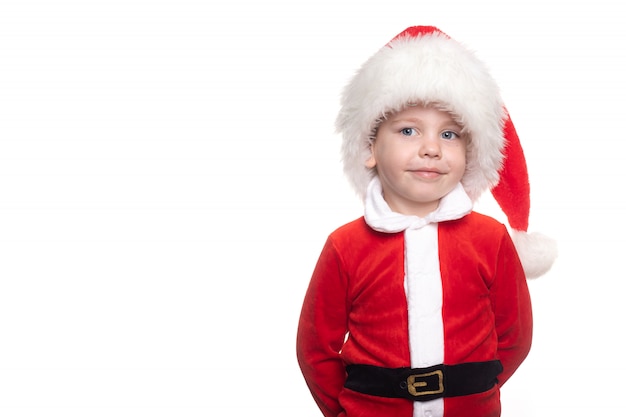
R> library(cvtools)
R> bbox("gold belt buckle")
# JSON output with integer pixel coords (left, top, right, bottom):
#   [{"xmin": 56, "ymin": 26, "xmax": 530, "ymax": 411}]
[{"xmin": 406, "ymin": 370, "xmax": 444, "ymax": 397}]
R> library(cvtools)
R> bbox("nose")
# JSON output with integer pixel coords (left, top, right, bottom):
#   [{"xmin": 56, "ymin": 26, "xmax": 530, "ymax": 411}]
[{"xmin": 418, "ymin": 135, "xmax": 441, "ymax": 159}]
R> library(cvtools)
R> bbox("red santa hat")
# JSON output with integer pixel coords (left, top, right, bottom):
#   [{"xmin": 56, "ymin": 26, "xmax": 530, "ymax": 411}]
[{"xmin": 336, "ymin": 26, "xmax": 557, "ymax": 278}]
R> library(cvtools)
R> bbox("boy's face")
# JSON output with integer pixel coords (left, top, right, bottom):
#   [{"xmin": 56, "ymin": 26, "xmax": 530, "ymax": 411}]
[{"xmin": 366, "ymin": 105, "xmax": 467, "ymax": 217}]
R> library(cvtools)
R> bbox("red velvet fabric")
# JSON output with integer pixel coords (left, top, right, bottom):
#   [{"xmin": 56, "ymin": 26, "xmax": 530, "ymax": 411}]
[
  {"xmin": 490, "ymin": 116, "xmax": 530, "ymax": 232},
  {"xmin": 296, "ymin": 213, "xmax": 532, "ymax": 417}
]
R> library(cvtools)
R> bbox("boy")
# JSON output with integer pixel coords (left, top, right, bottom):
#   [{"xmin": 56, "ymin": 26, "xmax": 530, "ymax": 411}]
[{"xmin": 296, "ymin": 26, "xmax": 557, "ymax": 417}]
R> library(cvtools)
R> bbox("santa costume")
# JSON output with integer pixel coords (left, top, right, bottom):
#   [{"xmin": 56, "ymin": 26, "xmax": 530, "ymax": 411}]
[{"xmin": 296, "ymin": 26, "xmax": 557, "ymax": 417}]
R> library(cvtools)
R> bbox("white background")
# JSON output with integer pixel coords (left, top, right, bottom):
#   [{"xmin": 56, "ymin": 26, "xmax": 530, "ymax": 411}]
[{"xmin": 1, "ymin": 0, "xmax": 624, "ymax": 416}]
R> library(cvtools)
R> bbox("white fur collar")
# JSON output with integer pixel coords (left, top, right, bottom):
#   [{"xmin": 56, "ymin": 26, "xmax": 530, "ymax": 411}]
[{"xmin": 364, "ymin": 176, "xmax": 473, "ymax": 233}]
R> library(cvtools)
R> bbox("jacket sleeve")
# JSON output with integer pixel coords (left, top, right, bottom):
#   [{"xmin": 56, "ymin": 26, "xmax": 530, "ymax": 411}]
[
  {"xmin": 491, "ymin": 229, "xmax": 533, "ymax": 385},
  {"xmin": 296, "ymin": 237, "xmax": 349, "ymax": 417}
]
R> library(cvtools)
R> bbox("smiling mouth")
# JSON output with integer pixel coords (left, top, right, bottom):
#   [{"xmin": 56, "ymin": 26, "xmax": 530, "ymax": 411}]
[
  {"xmin": 410, "ymin": 169, "xmax": 443, "ymax": 179},
  {"xmin": 411, "ymin": 168, "xmax": 443, "ymax": 177}
]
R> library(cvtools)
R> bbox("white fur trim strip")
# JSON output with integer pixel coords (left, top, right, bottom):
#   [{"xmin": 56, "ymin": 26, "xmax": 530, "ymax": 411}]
[{"xmin": 405, "ymin": 225, "xmax": 445, "ymax": 417}]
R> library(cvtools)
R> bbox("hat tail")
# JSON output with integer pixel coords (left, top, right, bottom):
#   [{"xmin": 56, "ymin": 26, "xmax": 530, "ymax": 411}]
[
  {"xmin": 491, "ymin": 116, "xmax": 557, "ymax": 278},
  {"xmin": 490, "ymin": 115, "xmax": 530, "ymax": 232}
]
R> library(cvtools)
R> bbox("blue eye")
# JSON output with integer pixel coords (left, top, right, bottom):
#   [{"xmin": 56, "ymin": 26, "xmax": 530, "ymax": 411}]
[
  {"xmin": 401, "ymin": 128, "xmax": 416, "ymax": 136},
  {"xmin": 441, "ymin": 130, "xmax": 459, "ymax": 140}
]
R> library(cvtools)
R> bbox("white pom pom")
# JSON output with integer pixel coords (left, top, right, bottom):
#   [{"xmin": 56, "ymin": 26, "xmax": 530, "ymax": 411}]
[{"xmin": 510, "ymin": 230, "xmax": 558, "ymax": 279}]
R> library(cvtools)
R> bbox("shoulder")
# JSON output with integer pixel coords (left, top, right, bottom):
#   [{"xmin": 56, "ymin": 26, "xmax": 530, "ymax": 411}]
[
  {"xmin": 441, "ymin": 211, "xmax": 511, "ymax": 249},
  {"xmin": 327, "ymin": 217, "xmax": 402, "ymax": 250},
  {"xmin": 444, "ymin": 211, "xmax": 507, "ymax": 234},
  {"xmin": 328, "ymin": 217, "xmax": 373, "ymax": 241}
]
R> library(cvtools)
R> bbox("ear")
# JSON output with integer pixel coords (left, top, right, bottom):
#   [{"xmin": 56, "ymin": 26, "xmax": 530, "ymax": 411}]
[{"xmin": 365, "ymin": 143, "xmax": 376, "ymax": 169}]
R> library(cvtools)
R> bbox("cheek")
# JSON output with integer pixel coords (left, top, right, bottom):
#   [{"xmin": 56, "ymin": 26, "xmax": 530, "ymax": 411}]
[
  {"xmin": 456, "ymin": 154, "xmax": 468, "ymax": 178},
  {"xmin": 377, "ymin": 143, "xmax": 406, "ymax": 164},
  {"xmin": 446, "ymin": 147, "xmax": 467, "ymax": 176},
  {"xmin": 456, "ymin": 151, "xmax": 467, "ymax": 167},
  {"xmin": 453, "ymin": 143, "xmax": 467, "ymax": 163}
]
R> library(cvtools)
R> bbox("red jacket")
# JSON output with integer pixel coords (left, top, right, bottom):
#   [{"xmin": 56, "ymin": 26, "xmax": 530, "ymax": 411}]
[{"xmin": 296, "ymin": 213, "xmax": 532, "ymax": 417}]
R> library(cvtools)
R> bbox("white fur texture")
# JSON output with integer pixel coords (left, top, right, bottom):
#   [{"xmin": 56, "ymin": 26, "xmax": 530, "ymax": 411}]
[
  {"xmin": 336, "ymin": 31, "xmax": 507, "ymax": 202},
  {"xmin": 511, "ymin": 230, "xmax": 558, "ymax": 278}
]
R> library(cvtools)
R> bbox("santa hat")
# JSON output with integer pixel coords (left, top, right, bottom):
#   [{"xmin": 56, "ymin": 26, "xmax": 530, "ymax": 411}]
[{"xmin": 336, "ymin": 26, "xmax": 556, "ymax": 278}]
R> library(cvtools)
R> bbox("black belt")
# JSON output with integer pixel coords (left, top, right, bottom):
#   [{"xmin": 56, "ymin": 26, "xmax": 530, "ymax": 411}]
[{"xmin": 345, "ymin": 360, "xmax": 502, "ymax": 402}]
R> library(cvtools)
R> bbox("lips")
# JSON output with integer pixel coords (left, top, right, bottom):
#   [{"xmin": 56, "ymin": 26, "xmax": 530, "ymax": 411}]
[{"xmin": 409, "ymin": 168, "xmax": 444, "ymax": 179}]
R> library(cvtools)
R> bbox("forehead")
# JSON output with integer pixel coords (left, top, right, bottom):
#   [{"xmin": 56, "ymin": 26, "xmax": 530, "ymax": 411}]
[{"xmin": 385, "ymin": 104, "xmax": 462, "ymax": 126}]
